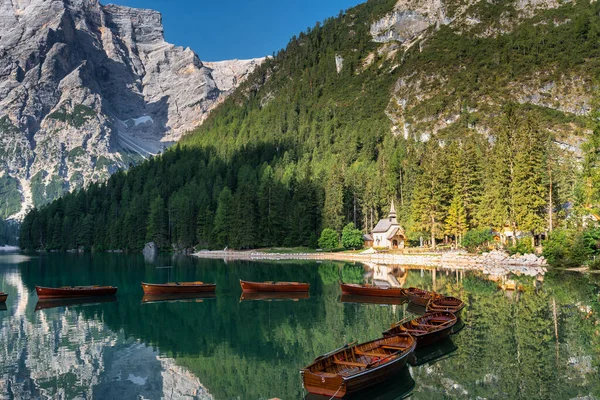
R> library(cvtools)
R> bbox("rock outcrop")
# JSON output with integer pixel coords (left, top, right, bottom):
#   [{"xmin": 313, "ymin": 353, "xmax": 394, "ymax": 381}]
[
  {"xmin": 204, "ymin": 58, "xmax": 266, "ymax": 94},
  {"xmin": 0, "ymin": 0, "xmax": 262, "ymax": 219}
]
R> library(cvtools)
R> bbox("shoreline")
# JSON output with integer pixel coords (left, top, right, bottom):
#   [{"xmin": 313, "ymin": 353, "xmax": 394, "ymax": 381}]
[{"xmin": 192, "ymin": 249, "xmax": 548, "ymax": 276}]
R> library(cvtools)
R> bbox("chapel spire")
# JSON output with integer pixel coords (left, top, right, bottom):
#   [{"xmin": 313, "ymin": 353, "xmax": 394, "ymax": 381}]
[{"xmin": 388, "ymin": 199, "xmax": 397, "ymax": 219}]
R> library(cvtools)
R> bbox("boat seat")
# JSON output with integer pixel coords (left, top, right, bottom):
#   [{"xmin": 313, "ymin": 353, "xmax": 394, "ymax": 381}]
[
  {"xmin": 333, "ymin": 359, "xmax": 367, "ymax": 368},
  {"xmin": 354, "ymin": 349, "xmax": 386, "ymax": 357},
  {"xmin": 381, "ymin": 345, "xmax": 407, "ymax": 351}
]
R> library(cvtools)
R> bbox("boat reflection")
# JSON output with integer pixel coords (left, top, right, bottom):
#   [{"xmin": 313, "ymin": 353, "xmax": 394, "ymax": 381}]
[
  {"xmin": 340, "ymin": 294, "xmax": 407, "ymax": 306},
  {"xmin": 304, "ymin": 365, "xmax": 415, "ymax": 400},
  {"xmin": 239, "ymin": 291, "xmax": 310, "ymax": 301},
  {"xmin": 0, "ymin": 303, "xmax": 6, "ymax": 311},
  {"xmin": 141, "ymin": 292, "xmax": 216, "ymax": 304},
  {"xmin": 408, "ymin": 337, "xmax": 458, "ymax": 367},
  {"xmin": 406, "ymin": 302, "xmax": 427, "ymax": 316},
  {"xmin": 450, "ymin": 317, "xmax": 466, "ymax": 335},
  {"xmin": 35, "ymin": 295, "xmax": 118, "ymax": 311}
]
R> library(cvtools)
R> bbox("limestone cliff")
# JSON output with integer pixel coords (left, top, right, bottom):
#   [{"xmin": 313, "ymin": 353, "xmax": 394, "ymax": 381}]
[{"xmin": 0, "ymin": 0, "xmax": 262, "ymax": 219}]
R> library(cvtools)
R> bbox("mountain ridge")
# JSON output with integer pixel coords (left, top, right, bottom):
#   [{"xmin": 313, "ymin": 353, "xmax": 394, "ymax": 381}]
[{"xmin": 0, "ymin": 0, "xmax": 263, "ymax": 220}]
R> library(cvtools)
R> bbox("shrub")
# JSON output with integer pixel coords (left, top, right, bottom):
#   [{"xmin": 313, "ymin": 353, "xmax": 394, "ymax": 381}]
[
  {"xmin": 508, "ymin": 239, "xmax": 534, "ymax": 255},
  {"xmin": 542, "ymin": 230, "xmax": 569, "ymax": 265},
  {"xmin": 318, "ymin": 228, "xmax": 339, "ymax": 250},
  {"xmin": 341, "ymin": 223, "xmax": 364, "ymax": 249},
  {"xmin": 462, "ymin": 228, "xmax": 493, "ymax": 253},
  {"xmin": 588, "ymin": 258, "xmax": 600, "ymax": 271}
]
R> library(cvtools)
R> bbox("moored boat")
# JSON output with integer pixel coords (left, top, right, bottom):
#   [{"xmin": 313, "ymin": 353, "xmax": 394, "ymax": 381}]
[
  {"xmin": 301, "ymin": 333, "xmax": 416, "ymax": 398},
  {"xmin": 240, "ymin": 279, "xmax": 309, "ymax": 293},
  {"xmin": 405, "ymin": 287, "xmax": 440, "ymax": 307},
  {"xmin": 426, "ymin": 296, "xmax": 465, "ymax": 316},
  {"xmin": 35, "ymin": 285, "xmax": 117, "ymax": 299},
  {"xmin": 383, "ymin": 311, "xmax": 457, "ymax": 347},
  {"xmin": 340, "ymin": 283, "xmax": 405, "ymax": 298},
  {"xmin": 240, "ymin": 291, "xmax": 309, "ymax": 301},
  {"xmin": 141, "ymin": 281, "xmax": 216, "ymax": 294},
  {"xmin": 0, "ymin": 292, "xmax": 7, "ymax": 303}
]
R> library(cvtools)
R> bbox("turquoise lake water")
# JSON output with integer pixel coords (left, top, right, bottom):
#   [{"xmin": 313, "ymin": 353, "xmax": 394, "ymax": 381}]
[{"xmin": 0, "ymin": 252, "xmax": 599, "ymax": 399}]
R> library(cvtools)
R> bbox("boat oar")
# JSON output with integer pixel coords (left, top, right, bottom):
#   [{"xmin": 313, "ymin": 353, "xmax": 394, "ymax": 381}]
[
  {"xmin": 313, "ymin": 341, "xmax": 358, "ymax": 362},
  {"xmin": 390, "ymin": 314, "xmax": 414, "ymax": 329}
]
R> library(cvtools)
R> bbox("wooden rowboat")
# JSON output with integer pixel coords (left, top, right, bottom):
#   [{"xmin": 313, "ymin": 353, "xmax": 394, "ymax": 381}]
[
  {"xmin": 383, "ymin": 311, "xmax": 457, "ymax": 347},
  {"xmin": 406, "ymin": 287, "xmax": 440, "ymax": 307},
  {"xmin": 426, "ymin": 296, "xmax": 465, "ymax": 316},
  {"xmin": 240, "ymin": 291, "xmax": 309, "ymax": 301},
  {"xmin": 240, "ymin": 279, "xmax": 309, "ymax": 293},
  {"xmin": 141, "ymin": 281, "xmax": 216, "ymax": 294},
  {"xmin": 304, "ymin": 365, "xmax": 415, "ymax": 400},
  {"xmin": 0, "ymin": 292, "xmax": 7, "ymax": 303},
  {"xmin": 301, "ymin": 333, "xmax": 416, "ymax": 398},
  {"xmin": 35, "ymin": 285, "xmax": 117, "ymax": 299},
  {"xmin": 340, "ymin": 283, "xmax": 405, "ymax": 298}
]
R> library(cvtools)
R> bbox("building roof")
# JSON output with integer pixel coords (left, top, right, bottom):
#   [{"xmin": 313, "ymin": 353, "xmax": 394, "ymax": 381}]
[
  {"xmin": 373, "ymin": 218, "xmax": 398, "ymax": 233},
  {"xmin": 363, "ymin": 233, "xmax": 373, "ymax": 241}
]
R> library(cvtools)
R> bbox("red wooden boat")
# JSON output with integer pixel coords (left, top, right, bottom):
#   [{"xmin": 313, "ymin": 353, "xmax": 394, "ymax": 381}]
[
  {"xmin": 141, "ymin": 281, "xmax": 216, "ymax": 294},
  {"xmin": 0, "ymin": 292, "xmax": 7, "ymax": 303},
  {"xmin": 426, "ymin": 296, "xmax": 465, "ymax": 316},
  {"xmin": 383, "ymin": 311, "xmax": 457, "ymax": 347},
  {"xmin": 35, "ymin": 285, "xmax": 117, "ymax": 299},
  {"xmin": 340, "ymin": 283, "xmax": 405, "ymax": 298},
  {"xmin": 405, "ymin": 287, "xmax": 440, "ymax": 307},
  {"xmin": 240, "ymin": 279, "xmax": 309, "ymax": 293},
  {"xmin": 240, "ymin": 292, "xmax": 309, "ymax": 301},
  {"xmin": 301, "ymin": 333, "xmax": 416, "ymax": 398}
]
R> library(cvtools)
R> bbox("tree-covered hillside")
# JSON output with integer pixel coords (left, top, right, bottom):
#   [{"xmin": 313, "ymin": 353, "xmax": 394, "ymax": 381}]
[{"xmin": 19, "ymin": 0, "xmax": 600, "ymax": 259}]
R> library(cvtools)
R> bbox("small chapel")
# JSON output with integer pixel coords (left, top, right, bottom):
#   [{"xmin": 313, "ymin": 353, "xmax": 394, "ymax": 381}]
[{"xmin": 363, "ymin": 200, "xmax": 406, "ymax": 249}]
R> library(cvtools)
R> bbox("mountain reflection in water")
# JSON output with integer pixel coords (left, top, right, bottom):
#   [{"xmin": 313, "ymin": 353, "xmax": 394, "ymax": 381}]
[{"xmin": 0, "ymin": 253, "xmax": 598, "ymax": 399}]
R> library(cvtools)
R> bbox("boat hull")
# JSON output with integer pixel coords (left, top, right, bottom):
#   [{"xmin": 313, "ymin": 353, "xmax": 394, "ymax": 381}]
[
  {"xmin": 240, "ymin": 280, "xmax": 309, "ymax": 293},
  {"xmin": 426, "ymin": 296, "xmax": 465, "ymax": 316},
  {"xmin": 406, "ymin": 287, "xmax": 439, "ymax": 307},
  {"xmin": 383, "ymin": 312, "xmax": 457, "ymax": 348},
  {"xmin": 35, "ymin": 286, "xmax": 117, "ymax": 299},
  {"xmin": 141, "ymin": 282, "xmax": 216, "ymax": 294},
  {"xmin": 0, "ymin": 293, "xmax": 7, "ymax": 303},
  {"xmin": 340, "ymin": 283, "xmax": 405, "ymax": 298},
  {"xmin": 302, "ymin": 334, "xmax": 416, "ymax": 398},
  {"xmin": 240, "ymin": 292, "xmax": 309, "ymax": 301}
]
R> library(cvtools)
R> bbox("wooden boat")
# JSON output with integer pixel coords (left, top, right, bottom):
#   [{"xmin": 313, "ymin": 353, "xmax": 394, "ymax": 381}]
[
  {"xmin": 141, "ymin": 293, "xmax": 216, "ymax": 304},
  {"xmin": 301, "ymin": 333, "xmax": 416, "ymax": 398},
  {"xmin": 141, "ymin": 281, "xmax": 216, "ymax": 294},
  {"xmin": 240, "ymin": 291, "xmax": 309, "ymax": 301},
  {"xmin": 426, "ymin": 296, "xmax": 465, "ymax": 316},
  {"xmin": 340, "ymin": 294, "xmax": 407, "ymax": 306},
  {"xmin": 35, "ymin": 295, "xmax": 117, "ymax": 311},
  {"xmin": 35, "ymin": 285, "xmax": 117, "ymax": 299},
  {"xmin": 383, "ymin": 311, "xmax": 457, "ymax": 347},
  {"xmin": 304, "ymin": 365, "xmax": 415, "ymax": 400},
  {"xmin": 340, "ymin": 283, "xmax": 405, "ymax": 298},
  {"xmin": 240, "ymin": 279, "xmax": 309, "ymax": 293},
  {"xmin": 405, "ymin": 287, "xmax": 440, "ymax": 307},
  {"xmin": 0, "ymin": 292, "xmax": 7, "ymax": 303}
]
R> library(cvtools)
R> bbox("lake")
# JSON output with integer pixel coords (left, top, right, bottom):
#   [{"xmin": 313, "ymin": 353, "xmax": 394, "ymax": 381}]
[{"xmin": 0, "ymin": 253, "xmax": 599, "ymax": 399}]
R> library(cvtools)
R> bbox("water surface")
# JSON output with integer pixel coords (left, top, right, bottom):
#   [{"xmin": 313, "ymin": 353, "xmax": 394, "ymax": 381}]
[{"xmin": 0, "ymin": 253, "xmax": 599, "ymax": 399}]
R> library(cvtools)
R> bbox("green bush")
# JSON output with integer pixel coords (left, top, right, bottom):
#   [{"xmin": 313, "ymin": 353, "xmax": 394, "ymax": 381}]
[
  {"xmin": 462, "ymin": 228, "xmax": 493, "ymax": 253},
  {"xmin": 588, "ymin": 258, "xmax": 600, "ymax": 271},
  {"xmin": 508, "ymin": 239, "xmax": 534, "ymax": 255},
  {"xmin": 318, "ymin": 228, "xmax": 339, "ymax": 250},
  {"xmin": 341, "ymin": 223, "xmax": 364, "ymax": 249},
  {"xmin": 542, "ymin": 229, "xmax": 592, "ymax": 268},
  {"xmin": 542, "ymin": 230, "xmax": 569, "ymax": 265}
]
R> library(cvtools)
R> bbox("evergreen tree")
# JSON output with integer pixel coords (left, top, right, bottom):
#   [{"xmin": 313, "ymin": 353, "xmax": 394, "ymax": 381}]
[
  {"xmin": 212, "ymin": 187, "xmax": 234, "ymax": 248},
  {"xmin": 445, "ymin": 194, "xmax": 468, "ymax": 245},
  {"xmin": 147, "ymin": 196, "xmax": 168, "ymax": 248}
]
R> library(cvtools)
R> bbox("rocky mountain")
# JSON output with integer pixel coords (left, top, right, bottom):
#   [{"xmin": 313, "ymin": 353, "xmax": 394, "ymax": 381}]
[{"xmin": 0, "ymin": 0, "xmax": 263, "ymax": 220}]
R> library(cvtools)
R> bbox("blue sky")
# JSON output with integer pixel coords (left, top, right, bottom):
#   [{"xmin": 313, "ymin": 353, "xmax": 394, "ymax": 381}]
[{"xmin": 111, "ymin": 0, "xmax": 365, "ymax": 61}]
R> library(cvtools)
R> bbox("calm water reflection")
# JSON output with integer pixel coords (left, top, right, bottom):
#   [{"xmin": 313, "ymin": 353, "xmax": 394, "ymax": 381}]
[{"xmin": 0, "ymin": 253, "xmax": 599, "ymax": 399}]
